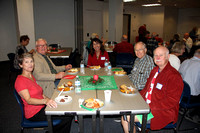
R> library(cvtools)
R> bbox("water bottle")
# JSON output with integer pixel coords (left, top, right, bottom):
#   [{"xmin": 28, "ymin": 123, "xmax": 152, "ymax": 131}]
[
  {"xmin": 107, "ymin": 61, "xmax": 112, "ymax": 75},
  {"xmin": 80, "ymin": 60, "xmax": 85, "ymax": 74},
  {"xmin": 104, "ymin": 59, "xmax": 108, "ymax": 71},
  {"xmin": 75, "ymin": 76, "xmax": 81, "ymax": 93}
]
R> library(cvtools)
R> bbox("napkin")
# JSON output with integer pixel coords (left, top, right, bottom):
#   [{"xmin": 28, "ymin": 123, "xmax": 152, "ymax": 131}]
[
  {"xmin": 136, "ymin": 112, "xmax": 154, "ymax": 124},
  {"xmin": 62, "ymin": 75, "xmax": 76, "ymax": 79},
  {"xmin": 80, "ymin": 105, "xmax": 96, "ymax": 111},
  {"xmin": 112, "ymin": 68, "xmax": 123, "ymax": 71}
]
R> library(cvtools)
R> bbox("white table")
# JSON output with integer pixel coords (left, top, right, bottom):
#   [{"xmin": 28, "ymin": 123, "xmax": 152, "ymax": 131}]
[{"xmin": 45, "ymin": 68, "xmax": 150, "ymax": 133}]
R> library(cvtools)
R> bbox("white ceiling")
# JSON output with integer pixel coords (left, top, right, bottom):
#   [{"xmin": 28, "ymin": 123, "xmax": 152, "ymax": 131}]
[{"xmin": 124, "ymin": 0, "xmax": 200, "ymax": 8}]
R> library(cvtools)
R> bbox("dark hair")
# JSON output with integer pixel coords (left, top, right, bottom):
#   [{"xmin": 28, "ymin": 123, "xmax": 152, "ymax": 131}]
[
  {"xmin": 20, "ymin": 35, "xmax": 30, "ymax": 43},
  {"xmin": 173, "ymin": 34, "xmax": 180, "ymax": 40},
  {"xmin": 17, "ymin": 53, "xmax": 33, "ymax": 66},
  {"xmin": 90, "ymin": 38, "xmax": 105, "ymax": 56}
]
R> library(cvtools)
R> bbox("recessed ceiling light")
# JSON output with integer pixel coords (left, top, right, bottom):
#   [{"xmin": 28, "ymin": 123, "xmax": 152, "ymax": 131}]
[
  {"xmin": 142, "ymin": 3, "xmax": 162, "ymax": 7},
  {"xmin": 123, "ymin": 0, "xmax": 136, "ymax": 2}
]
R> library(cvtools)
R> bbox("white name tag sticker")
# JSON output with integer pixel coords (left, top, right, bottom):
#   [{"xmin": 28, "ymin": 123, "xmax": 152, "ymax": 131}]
[
  {"xmin": 156, "ymin": 83, "xmax": 163, "ymax": 90},
  {"xmin": 101, "ymin": 57, "xmax": 105, "ymax": 60}
]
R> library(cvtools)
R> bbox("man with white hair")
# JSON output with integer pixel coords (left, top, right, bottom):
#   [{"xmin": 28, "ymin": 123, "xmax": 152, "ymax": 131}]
[
  {"xmin": 33, "ymin": 38, "xmax": 72, "ymax": 97},
  {"xmin": 121, "ymin": 46, "xmax": 183, "ymax": 132}
]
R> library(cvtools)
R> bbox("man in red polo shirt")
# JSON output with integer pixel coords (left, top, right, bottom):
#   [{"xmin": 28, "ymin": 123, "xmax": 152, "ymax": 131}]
[{"xmin": 113, "ymin": 35, "xmax": 134, "ymax": 56}]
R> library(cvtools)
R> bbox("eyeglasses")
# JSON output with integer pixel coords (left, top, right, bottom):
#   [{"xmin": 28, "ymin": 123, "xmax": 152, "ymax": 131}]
[
  {"xmin": 37, "ymin": 44, "xmax": 47, "ymax": 48},
  {"xmin": 135, "ymin": 48, "xmax": 145, "ymax": 52}
]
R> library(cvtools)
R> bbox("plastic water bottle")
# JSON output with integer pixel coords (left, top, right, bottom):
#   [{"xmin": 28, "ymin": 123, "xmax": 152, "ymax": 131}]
[
  {"xmin": 80, "ymin": 60, "xmax": 85, "ymax": 74},
  {"xmin": 104, "ymin": 59, "xmax": 109, "ymax": 71},
  {"xmin": 107, "ymin": 61, "xmax": 112, "ymax": 75},
  {"xmin": 75, "ymin": 76, "xmax": 81, "ymax": 93}
]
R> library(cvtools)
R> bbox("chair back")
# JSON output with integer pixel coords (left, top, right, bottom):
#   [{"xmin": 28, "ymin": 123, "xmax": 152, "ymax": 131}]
[
  {"xmin": 116, "ymin": 53, "xmax": 135, "ymax": 65},
  {"xmin": 69, "ymin": 48, "xmax": 80, "ymax": 67},
  {"xmin": 14, "ymin": 90, "xmax": 25, "ymax": 123},
  {"xmin": 180, "ymin": 81, "xmax": 191, "ymax": 105}
]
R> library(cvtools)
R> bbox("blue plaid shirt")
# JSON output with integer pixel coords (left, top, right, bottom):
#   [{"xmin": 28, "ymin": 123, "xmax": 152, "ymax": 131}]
[{"xmin": 128, "ymin": 54, "xmax": 155, "ymax": 90}]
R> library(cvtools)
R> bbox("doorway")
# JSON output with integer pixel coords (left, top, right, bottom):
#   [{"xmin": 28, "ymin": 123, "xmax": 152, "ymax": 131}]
[{"xmin": 123, "ymin": 14, "xmax": 131, "ymax": 43}]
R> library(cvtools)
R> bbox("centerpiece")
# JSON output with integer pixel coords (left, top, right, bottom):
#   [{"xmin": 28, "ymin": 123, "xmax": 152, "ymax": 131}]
[
  {"xmin": 88, "ymin": 75, "xmax": 104, "ymax": 85},
  {"xmin": 50, "ymin": 47, "xmax": 58, "ymax": 52}
]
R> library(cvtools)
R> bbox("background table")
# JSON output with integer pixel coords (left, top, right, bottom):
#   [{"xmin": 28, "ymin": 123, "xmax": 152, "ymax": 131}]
[
  {"xmin": 47, "ymin": 47, "xmax": 72, "ymax": 66},
  {"xmin": 45, "ymin": 68, "xmax": 150, "ymax": 133}
]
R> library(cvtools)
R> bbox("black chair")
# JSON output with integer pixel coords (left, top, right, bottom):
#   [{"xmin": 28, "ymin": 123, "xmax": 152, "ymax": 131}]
[
  {"xmin": 177, "ymin": 80, "xmax": 200, "ymax": 131},
  {"xmin": 7, "ymin": 53, "xmax": 21, "ymax": 87},
  {"xmin": 115, "ymin": 53, "xmax": 135, "ymax": 74},
  {"xmin": 14, "ymin": 90, "xmax": 61, "ymax": 133},
  {"xmin": 69, "ymin": 48, "xmax": 80, "ymax": 67}
]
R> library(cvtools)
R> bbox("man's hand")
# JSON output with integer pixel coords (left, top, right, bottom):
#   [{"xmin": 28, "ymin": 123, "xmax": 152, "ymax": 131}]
[
  {"xmin": 65, "ymin": 64, "xmax": 72, "ymax": 70},
  {"xmin": 55, "ymin": 72, "xmax": 65, "ymax": 79}
]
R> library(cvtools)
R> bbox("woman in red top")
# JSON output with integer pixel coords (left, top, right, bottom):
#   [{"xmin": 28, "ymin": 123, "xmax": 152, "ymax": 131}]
[
  {"xmin": 87, "ymin": 38, "xmax": 109, "ymax": 67},
  {"xmin": 15, "ymin": 53, "xmax": 72, "ymax": 133}
]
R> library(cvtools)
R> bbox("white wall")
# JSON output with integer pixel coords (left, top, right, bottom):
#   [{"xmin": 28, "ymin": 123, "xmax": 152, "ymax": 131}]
[
  {"xmin": 142, "ymin": 7, "xmax": 165, "ymax": 38},
  {"xmin": 123, "ymin": 6, "xmax": 143, "ymax": 43},
  {"xmin": 33, "ymin": 0, "xmax": 75, "ymax": 49},
  {"xmin": 177, "ymin": 8, "xmax": 200, "ymax": 39},
  {"xmin": 16, "ymin": 0, "xmax": 35, "ymax": 51},
  {"xmin": 163, "ymin": 7, "xmax": 178, "ymax": 42},
  {"xmin": 83, "ymin": 0, "xmax": 105, "ymax": 41},
  {"xmin": 0, "ymin": 0, "xmax": 17, "ymax": 61}
]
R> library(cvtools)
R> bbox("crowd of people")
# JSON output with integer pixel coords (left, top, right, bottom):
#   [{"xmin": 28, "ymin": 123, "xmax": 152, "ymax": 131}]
[{"xmin": 13, "ymin": 28, "xmax": 199, "ymax": 132}]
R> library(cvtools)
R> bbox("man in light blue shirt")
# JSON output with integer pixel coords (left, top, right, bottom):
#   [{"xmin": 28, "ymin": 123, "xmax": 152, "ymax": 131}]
[{"xmin": 179, "ymin": 47, "xmax": 200, "ymax": 102}]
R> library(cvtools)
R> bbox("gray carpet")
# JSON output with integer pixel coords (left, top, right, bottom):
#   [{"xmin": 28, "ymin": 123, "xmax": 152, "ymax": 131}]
[{"xmin": 0, "ymin": 61, "xmax": 199, "ymax": 133}]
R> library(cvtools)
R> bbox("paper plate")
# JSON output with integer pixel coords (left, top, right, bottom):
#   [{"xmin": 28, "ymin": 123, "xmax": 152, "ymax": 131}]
[{"xmin": 55, "ymin": 95, "xmax": 72, "ymax": 104}]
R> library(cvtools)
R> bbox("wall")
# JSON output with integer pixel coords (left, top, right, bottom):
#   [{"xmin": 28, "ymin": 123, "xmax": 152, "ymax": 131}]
[
  {"xmin": 123, "ymin": 6, "xmax": 143, "ymax": 44},
  {"xmin": 142, "ymin": 7, "xmax": 165, "ymax": 39},
  {"xmin": 163, "ymin": 7, "xmax": 178, "ymax": 42},
  {"xmin": 0, "ymin": 0, "xmax": 18, "ymax": 61},
  {"xmin": 177, "ymin": 8, "xmax": 200, "ymax": 39},
  {"xmin": 16, "ymin": 0, "xmax": 35, "ymax": 51},
  {"xmin": 33, "ymin": 0, "xmax": 75, "ymax": 49}
]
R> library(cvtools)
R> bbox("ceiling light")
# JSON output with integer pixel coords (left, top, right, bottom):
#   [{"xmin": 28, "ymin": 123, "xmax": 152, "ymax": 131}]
[
  {"xmin": 123, "ymin": 0, "xmax": 136, "ymax": 2},
  {"xmin": 142, "ymin": 3, "xmax": 161, "ymax": 7}
]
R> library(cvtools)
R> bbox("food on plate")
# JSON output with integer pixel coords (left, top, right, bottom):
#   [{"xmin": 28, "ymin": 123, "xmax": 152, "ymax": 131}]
[
  {"xmin": 67, "ymin": 81, "xmax": 72, "ymax": 87},
  {"xmin": 57, "ymin": 82, "xmax": 74, "ymax": 92},
  {"xmin": 120, "ymin": 84, "xmax": 135, "ymax": 94},
  {"xmin": 90, "ymin": 65, "xmax": 101, "ymax": 70},
  {"xmin": 60, "ymin": 99, "xmax": 65, "ymax": 102},
  {"xmin": 68, "ymin": 68, "xmax": 78, "ymax": 73},
  {"xmin": 115, "ymin": 71, "xmax": 126, "ymax": 75},
  {"xmin": 83, "ymin": 98, "xmax": 104, "ymax": 109}
]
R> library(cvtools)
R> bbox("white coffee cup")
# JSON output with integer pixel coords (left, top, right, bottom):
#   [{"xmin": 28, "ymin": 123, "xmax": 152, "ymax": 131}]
[{"xmin": 104, "ymin": 90, "xmax": 112, "ymax": 102}]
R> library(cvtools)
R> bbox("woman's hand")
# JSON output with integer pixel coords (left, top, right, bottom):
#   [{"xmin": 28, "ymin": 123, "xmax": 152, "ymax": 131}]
[{"xmin": 45, "ymin": 98, "xmax": 57, "ymax": 108}]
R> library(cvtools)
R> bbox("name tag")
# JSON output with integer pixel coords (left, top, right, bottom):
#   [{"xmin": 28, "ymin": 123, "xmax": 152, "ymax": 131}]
[
  {"xmin": 133, "ymin": 67, "xmax": 137, "ymax": 71},
  {"xmin": 156, "ymin": 83, "xmax": 163, "ymax": 90},
  {"xmin": 101, "ymin": 57, "xmax": 105, "ymax": 60}
]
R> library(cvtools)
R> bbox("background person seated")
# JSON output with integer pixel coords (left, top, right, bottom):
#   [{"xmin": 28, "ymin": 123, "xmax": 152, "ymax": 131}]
[
  {"xmin": 33, "ymin": 38, "xmax": 72, "ymax": 97},
  {"xmin": 113, "ymin": 35, "xmax": 134, "ymax": 56},
  {"xmin": 146, "ymin": 32, "xmax": 159, "ymax": 57},
  {"xmin": 169, "ymin": 42, "xmax": 185, "ymax": 70},
  {"xmin": 15, "ymin": 53, "xmax": 72, "ymax": 133},
  {"xmin": 14, "ymin": 35, "xmax": 35, "ymax": 70},
  {"xmin": 87, "ymin": 38, "xmax": 109, "ymax": 67}
]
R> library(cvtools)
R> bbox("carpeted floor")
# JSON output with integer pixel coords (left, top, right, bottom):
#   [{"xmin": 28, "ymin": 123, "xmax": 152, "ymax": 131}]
[{"xmin": 0, "ymin": 61, "xmax": 199, "ymax": 133}]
